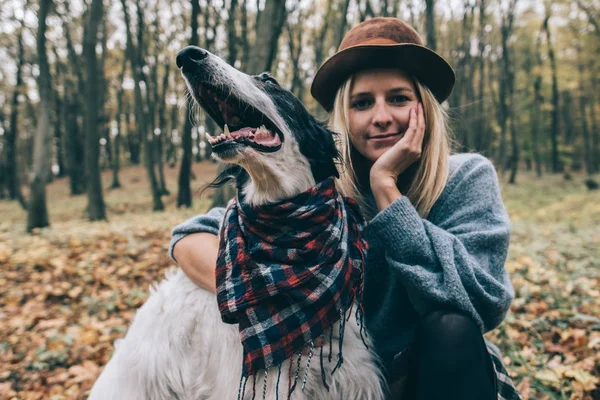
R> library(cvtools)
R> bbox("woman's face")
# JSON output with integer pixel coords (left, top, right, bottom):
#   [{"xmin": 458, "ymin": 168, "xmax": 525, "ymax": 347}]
[{"xmin": 348, "ymin": 69, "xmax": 420, "ymax": 163}]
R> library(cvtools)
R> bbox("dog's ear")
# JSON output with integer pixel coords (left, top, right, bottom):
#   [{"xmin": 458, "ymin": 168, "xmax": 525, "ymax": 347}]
[
  {"xmin": 200, "ymin": 164, "xmax": 249, "ymax": 196},
  {"xmin": 309, "ymin": 118, "xmax": 340, "ymax": 180}
]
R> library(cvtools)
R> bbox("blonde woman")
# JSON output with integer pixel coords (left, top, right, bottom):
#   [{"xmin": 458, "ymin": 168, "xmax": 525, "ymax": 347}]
[
  {"xmin": 171, "ymin": 18, "xmax": 520, "ymax": 400},
  {"xmin": 309, "ymin": 18, "xmax": 520, "ymax": 400}
]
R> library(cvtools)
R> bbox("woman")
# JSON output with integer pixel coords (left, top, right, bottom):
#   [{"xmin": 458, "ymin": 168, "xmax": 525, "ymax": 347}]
[{"xmin": 171, "ymin": 17, "xmax": 520, "ymax": 400}]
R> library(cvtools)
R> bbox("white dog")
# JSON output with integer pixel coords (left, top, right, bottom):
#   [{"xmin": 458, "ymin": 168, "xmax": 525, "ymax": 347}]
[{"xmin": 89, "ymin": 46, "xmax": 386, "ymax": 400}]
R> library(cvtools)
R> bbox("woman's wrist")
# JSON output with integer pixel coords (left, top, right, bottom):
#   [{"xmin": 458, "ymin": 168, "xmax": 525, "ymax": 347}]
[{"xmin": 370, "ymin": 177, "xmax": 403, "ymax": 211}]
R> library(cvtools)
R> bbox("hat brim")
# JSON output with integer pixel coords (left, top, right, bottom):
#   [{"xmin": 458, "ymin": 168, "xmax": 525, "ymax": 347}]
[{"xmin": 311, "ymin": 44, "xmax": 455, "ymax": 112}]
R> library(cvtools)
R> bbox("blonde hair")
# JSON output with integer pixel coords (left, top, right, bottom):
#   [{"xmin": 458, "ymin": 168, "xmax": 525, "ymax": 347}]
[{"xmin": 330, "ymin": 75, "xmax": 452, "ymax": 219}]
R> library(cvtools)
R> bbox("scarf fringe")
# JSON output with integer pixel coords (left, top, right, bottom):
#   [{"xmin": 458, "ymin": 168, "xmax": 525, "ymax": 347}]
[{"xmin": 237, "ymin": 306, "xmax": 368, "ymax": 399}]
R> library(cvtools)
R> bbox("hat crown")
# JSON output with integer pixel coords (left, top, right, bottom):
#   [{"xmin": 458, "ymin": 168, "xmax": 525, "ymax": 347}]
[{"xmin": 339, "ymin": 17, "xmax": 424, "ymax": 51}]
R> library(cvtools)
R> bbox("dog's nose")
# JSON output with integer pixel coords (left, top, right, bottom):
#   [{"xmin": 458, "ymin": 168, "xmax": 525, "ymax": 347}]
[{"xmin": 176, "ymin": 46, "xmax": 208, "ymax": 69}]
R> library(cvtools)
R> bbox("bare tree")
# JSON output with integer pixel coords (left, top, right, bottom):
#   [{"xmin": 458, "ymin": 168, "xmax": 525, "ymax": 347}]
[
  {"xmin": 474, "ymin": 0, "xmax": 490, "ymax": 154},
  {"xmin": 6, "ymin": 16, "xmax": 27, "ymax": 208},
  {"xmin": 111, "ymin": 58, "xmax": 127, "ymax": 189},
  {"xmin": 61, "ymin": 3, "xmax": 87, "ymax": 195},
  {"xmin": 543, "ymin": 5, "xmax": 561, "ymax": 174},
  {"xmin": 425, "ymin": 0, "xmax": 437, "ymax": 51},
  {"xmin": 177, "ymin": 0, "xmax": 200, "ymax": 208},
  {"xmin": 496, "ymin": 0, "xmax": 519, "ymax": 184},
  {"xmin": 333, "ymin": 0, "xmax": 352, "ymax": 49},
  {"xmin": 121, "ymin": 0, "xmax": 164, "ymax": 210},
  {"xmin": 27, "ymin": 0, "xmax": 53, "ymax": 232},
  {"xmin": 531, "ymin": 29, "xmax": 544, "ymax": 177},
  {"xmin": 574, "ymin": 36, "xmax": 594, "ymax": 175},
  {"xmin": 83, "ymin": 0, "xmax": 107, "ymax": 221},
  {"xmin": 245, "ymin": 0, "xmax": 287, "ymax": 75}
]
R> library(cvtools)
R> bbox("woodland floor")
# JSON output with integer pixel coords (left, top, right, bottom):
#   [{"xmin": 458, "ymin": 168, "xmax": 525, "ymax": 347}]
[{"xmin": 0, "ymin": 161, "xmax": 599, "ymax": 399}]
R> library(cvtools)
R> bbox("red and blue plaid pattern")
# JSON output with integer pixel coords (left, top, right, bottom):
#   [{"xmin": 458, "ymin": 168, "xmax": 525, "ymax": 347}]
[{"xmin": 216, "ymin": 177, "xmax": 368, "ymax": 384}]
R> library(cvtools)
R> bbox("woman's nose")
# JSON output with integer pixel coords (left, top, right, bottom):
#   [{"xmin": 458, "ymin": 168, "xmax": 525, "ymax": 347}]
[{"xmin": 372, "ymin": 102, "xmax": 393, "ymax": 128}]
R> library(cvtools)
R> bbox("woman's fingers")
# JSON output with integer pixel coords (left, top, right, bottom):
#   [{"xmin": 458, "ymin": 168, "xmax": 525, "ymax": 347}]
[
  {"xmin": 403, "ymin": 103, "xmax": 423, "ymax": 160},
  {"xmin": 404, "ymin": 107, "xmax": 418, "ymax": 143},
  {"xmin": 415, "ymin": 102, "xmax": 426, "ymax": 146}
]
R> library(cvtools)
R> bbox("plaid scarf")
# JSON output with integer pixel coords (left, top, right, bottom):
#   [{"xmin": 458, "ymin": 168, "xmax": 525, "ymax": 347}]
[{"xmin": 215, "ymin": 177, "xmax": 368, "ymax": 399}]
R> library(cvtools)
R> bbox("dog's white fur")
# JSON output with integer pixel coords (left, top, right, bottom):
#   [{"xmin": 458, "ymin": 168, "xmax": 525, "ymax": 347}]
[{"xmin": 89, "ymin": 50, "xmax": 386, "ymax": 400}]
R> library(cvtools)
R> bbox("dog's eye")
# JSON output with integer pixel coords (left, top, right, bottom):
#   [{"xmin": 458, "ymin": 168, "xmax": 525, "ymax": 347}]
[{"xmin": 259, "ymin": 74, "xmax": 279, "ymax": 86}]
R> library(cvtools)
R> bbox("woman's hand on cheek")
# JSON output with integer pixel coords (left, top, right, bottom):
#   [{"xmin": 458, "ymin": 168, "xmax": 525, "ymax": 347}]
[{"xmin": 369, "ymin": 102, "xmax": 425, "ymax": 196}]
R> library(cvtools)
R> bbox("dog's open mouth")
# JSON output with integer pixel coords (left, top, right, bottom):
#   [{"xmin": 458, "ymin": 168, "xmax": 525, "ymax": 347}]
[{"xmin": 194, "ymin": 84, "xmax": 283, "ymax": 153}]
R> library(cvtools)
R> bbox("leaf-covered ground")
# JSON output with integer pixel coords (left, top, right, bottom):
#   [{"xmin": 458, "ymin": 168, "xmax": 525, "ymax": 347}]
[{"xmin": 1, "ymin": 163, "xmax": 599, "ymax": 399}]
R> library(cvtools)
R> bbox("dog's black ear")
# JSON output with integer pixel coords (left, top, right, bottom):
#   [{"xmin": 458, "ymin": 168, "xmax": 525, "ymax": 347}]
[
  {"xmin": 309, "ymin": 118, "xmax": 340, "ymax": 180},
  {"xmin": 200, "ymin": 164, "xmax": 249, "ymax": 196}
]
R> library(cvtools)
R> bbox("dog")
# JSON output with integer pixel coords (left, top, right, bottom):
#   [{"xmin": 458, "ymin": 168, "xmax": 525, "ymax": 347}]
[{"xmin": 89, "ymin": 46, "xmax": 386, "ymax": 400}]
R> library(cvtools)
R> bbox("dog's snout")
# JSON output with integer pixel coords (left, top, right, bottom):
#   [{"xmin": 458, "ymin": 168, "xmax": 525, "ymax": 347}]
[{"xmin": 176, "ymin": 46, "xmax": 208, "ymax": 70}]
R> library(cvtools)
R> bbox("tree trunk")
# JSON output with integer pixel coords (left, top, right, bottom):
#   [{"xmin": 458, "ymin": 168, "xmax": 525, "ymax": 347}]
[
  {"xmin": 6, "ymin": 23, "xmax": 27, "ymax": 208},
  {"xmin": 531, "ymin": 30, "xmax": 544, "ymax": 177},
  {"xmin": 122, "ymin": 0, "xmax": 164, "ymax": 210},
  {"xmin": 287, "ymin": 15, "xmax": 305, "ymax": 99},
  {"xmin": 575, "ymin": 41, "xmax": 593, "ymax": 175},
  {"xmin": 27, "ymin": 0, "xmax": 52, "ymax": 232},
  {"xmin": 83, "ymin": 0, "xmax": 106, "ymax": 221},
  {"xmin": 156, "ymin": 58, "xmax": 170, "ymax": 194},
  {"xmin": 63, "ymin": 78, "xmax": 87, "ymax": 195},
  {"xmin": 177, "ymin": 0, "xmax": 201, "ymax": 208},
  {"xmin": 313, "ymin": 0, "xmax": 333, "ymax": 71},
  {"xmin": 51, "ymin": 46, "xmax": 67, "ymax": 178},
  {"xmin": 333, "ymin": 0, "xmax": 352, "ymax": 49},
  {"xmin": 227, "ymin": 0, "xmax": 238, "ymax": 65},
  {"xmin": 543, "ymin": 10, "xmax": 561, "ymax": 173},
  {"xmin": 168, "ymin": 103, "xmax": 178, "ymax": 167},
  {"xmin": 62, "ymin": 10, "xmax": 87, "ymax": 195},
  {"xmin": 240, "ymin": 0, "xmax": 250, "ymax": 70},
  {"xmin": 425, "ymin": 0, "xmax": 437, "ymax": 51},
  {"xmin": 497, "ymin": 0, "xmax": 517, "ymax": 174},
  {"xmin": 112, "ymin": 58, "xmax": 127, "ymax": 189},
  {"xmin": 245, "ymin": 0, "xmax": 287, "ymax": 74},
  {"xmin": 475, "ymin": 0, "xmax": 489, "ymax": 154}
]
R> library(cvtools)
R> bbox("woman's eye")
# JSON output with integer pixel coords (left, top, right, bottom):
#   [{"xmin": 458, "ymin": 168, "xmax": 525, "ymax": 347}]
[
  {"xmin": 389, "ymin": 95, "xmax": 409, "ymax": 104},
  {"xmin": 351, "ymin": 99, "xmax": 372, "ymax": 109}
]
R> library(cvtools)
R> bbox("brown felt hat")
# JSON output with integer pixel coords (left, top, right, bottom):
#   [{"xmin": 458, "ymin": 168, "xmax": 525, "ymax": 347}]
[{"xmin": 311, "ymin": 17, "xmax": 455, "ymax": 112}]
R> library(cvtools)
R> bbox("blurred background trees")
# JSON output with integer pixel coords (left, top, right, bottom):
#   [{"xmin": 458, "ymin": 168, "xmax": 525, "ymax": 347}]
[{"xmin": 0, "ymin": 0, "xmax": 598, "ymax": 227}]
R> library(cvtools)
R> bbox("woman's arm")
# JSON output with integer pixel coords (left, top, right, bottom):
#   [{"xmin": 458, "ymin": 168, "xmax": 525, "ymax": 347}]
[
  {"xmin": 368, "ymin": 154, "xmax": 514, "ymax": 332},
  {"xmin": 169, "ymin": 207, "xmax": 227, "ymax": 293},
  {"xmin": 173, "ymin": 233, "xmax": 219, "ymax": 293}
]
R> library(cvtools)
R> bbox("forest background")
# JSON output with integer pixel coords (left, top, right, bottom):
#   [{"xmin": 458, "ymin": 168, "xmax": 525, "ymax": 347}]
[{"xmin": 0, "ymin": 0, "xmax": 599, "ymax": 398}]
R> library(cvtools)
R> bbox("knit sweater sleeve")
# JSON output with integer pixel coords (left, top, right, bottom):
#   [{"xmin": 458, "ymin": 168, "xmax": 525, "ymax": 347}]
[
  {"xmin": 367, "ymin": 154, "xmax": 514, "ymax": 332},
  {"xmin": 168, "ymin": 207, "xmax": 227, "ymax": 263}
]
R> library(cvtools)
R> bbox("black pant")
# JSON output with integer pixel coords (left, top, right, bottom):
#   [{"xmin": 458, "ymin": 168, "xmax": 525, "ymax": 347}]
[{"xmin": 387, "ymin": 310, "xmax": 496, "ymax": 400}]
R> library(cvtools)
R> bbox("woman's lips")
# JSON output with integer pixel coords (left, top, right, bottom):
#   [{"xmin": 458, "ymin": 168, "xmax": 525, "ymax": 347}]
[{"xmin": 368, "ymin": 133, "xmax": 402, "ymax": 142}]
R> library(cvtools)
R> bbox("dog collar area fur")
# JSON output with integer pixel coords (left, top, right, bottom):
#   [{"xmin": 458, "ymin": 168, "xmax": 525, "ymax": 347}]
[{"xmin": 215, "ymin": 177, "xmax": 369, "ymax": 400}]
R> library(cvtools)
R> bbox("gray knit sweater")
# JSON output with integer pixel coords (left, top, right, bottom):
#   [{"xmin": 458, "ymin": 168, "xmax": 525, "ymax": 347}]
[{"xmin": 169, "ymin": 153, "xmax": 514, "ymax": 366}]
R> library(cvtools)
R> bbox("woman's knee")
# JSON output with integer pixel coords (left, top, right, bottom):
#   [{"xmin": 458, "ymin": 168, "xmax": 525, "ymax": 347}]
[{"xmin": 416, "ymin": 309, "xmax": 485, "ymax": 359}]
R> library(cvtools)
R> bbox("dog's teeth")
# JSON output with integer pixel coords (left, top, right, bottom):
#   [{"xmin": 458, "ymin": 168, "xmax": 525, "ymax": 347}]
[
  {"xmin": 224, "ymin": 124, "xmax": 231, "ymax": 137},
  {"xmin": 260, "ymin": 124, "xmax": 267, "ymax": 131},
  {"xmin": 220, "ymin": 134, "xmax": 226, "ymax": 140}
]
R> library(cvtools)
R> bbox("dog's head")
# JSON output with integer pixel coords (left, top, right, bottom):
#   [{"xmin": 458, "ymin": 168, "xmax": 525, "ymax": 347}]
[{"xmin": 176, "ymin": 46, "xmax": 339, "ymax": 205}]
